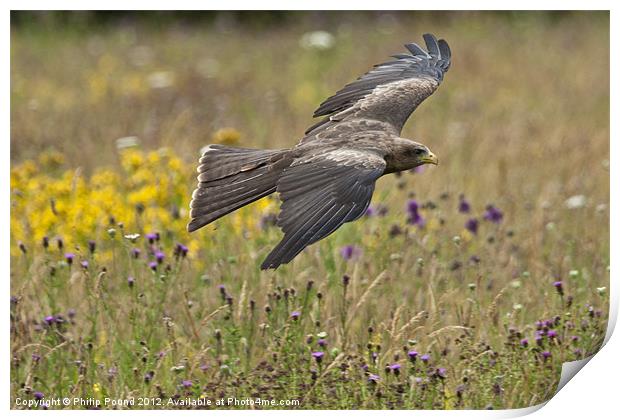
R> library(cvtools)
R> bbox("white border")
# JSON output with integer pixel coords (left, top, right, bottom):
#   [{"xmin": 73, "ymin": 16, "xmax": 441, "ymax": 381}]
[{"xmin": 4, "ymin": 2, "xmax": 616, "ymax": 419}]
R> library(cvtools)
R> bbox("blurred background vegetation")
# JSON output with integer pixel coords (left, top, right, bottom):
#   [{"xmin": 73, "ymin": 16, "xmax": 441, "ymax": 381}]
[{"xmin": 12, "ymin": 11, "xmax": 609, "ymax": 170}]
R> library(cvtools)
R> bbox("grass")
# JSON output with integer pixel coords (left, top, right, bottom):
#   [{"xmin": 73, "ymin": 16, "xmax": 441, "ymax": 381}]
[{"xmin": 10, "ymin": 11, "xmax": 609, "ymax": 409}]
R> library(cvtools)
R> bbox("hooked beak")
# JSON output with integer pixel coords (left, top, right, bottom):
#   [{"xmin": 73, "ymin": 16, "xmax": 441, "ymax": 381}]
[{"xmin": 422, "ymin": 151, "xmax": 438, "ymax": 166}]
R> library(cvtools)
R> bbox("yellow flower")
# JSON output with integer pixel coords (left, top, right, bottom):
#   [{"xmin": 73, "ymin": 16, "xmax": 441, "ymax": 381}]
[
  {"xmin": 168, "ymin": 156, "xmax": 183, "ymax": 172},
  {"xmin": 147, "ymin": 150, "xmax": 161, "ymax": 165},
  {"xmin": 212, "ymin": 128, "xmax": 241, "ymax": 145},
  {"xmin": 120, "ymin": 149, "xmax": 145, "ymax": 172},
  {"xmin": 38, "ymin": 150, "xmax": 65, "ymax": 169},
  {"xmin": 10, "ymin": 145, "xmax": 254, "ymax": 256},
  {"xmin": 93, "ymin": 383, "xmax": 102, "ymax": 398},
  {"xmin": 128, "ymin": 185, "xmax": 159, "ymax": 206}
]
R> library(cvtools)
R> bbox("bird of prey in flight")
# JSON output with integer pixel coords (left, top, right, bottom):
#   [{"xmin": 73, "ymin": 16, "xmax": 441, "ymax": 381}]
[{"xmin": 189, "ymin": 33, "xmax": 451, "ymax": 269}]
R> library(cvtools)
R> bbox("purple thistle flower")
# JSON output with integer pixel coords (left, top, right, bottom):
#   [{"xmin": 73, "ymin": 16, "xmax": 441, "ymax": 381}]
[
  {"xmin": 571, "ymin": 335, "xmax": 580, "ymax": 342},
  {"xmin": 131, "ymin": 248, "xmax": 141, "ymax": 259},
  {"xmin": 34, "ymin": 391, "xmax": 44, "ymax": 400},
  {"xmin": 80, "ymin": 260, "xmax": 89, "ymax": 269},
  {"xmin": 535, "ymin": 333, "xmax": 543, "ymax": 346},
  {"xmin": 155, "ymin": 251, "xmax": 165, "ymax": 264},
  {"xmin": 148, "ymin": 261, "xmax": 157, "ymax": 271},
  {"xmin": 218, "ymin": 285, "xmax": 227, "ymax": 298},
  {"xmin": 407, "ymin": 350, "xmax": 419, "ymax": 362},
  {"xmin": 312, "ymin": 351, "xmax": 324, "ymax": 363},
  {"xmin": 88, "ymin": 240, "xmax": 96, "ymax": 254},
  {"xmin": 146, "ymin": 233, "xmax": 157, "ymax": 244},
  {"xmin": 175, "ymin": 243, "xmax": 189, "ymax": 258},
  {"xmin": 376, "ymin": 205, "xmax": 389, "ymax": 216},
  {"xmin": 541, "ymin": 351, "xmax": 552, "ymax": 362},
  {"xmin": 42, "ymin": 236, "xmax": 49, "ymax": 249},
  {"xmin": 144, "ymin": 371, "xmax": 154, "ymax": 383},
  {"xmin": 520, "ymin": 338, "xmax": 529, "ymax": 347},
  {"xmin": 368, "ymin": 373, "xmax": 380, "ymax": 384},
  {"xmin": 108, "ymin": 366, "xmax": 118, "ymax": 380},
  {"xmin": 547, "ymin": 330, "xmax": 558, "ymax": 339},
  {"xmin": 365, "ymin": 205, "xmax": 376, "ymax": 217},
  {"xmin": 182, "ymin": 380, "xmax": 193, "ymax": 388},
  {"xmin": 436, "ymin": 367, "xmax": 447, "ymax": 379},
  {"xmin": 553, "ymin": 281, "xmax": 564, "ymax": 296},
  {"xmin": 180, "ymin": 244, "xmax": 189, "ymax": 256},
  {"xmin": 483, "ymin": 205, "xmax": 503, "ymax": 223},
  {"xmin": 67, "ymin": 308, "xmax": 76, "ymax": 318},
  {"xmin": 361, "ymin": 364, "xmax": 369, "ymax": 372},
  {"xmin": 407, "ymin": 199, "xmax": 418, "ymax": 213},
  {"xmin": 458, "ymin": 195, "xmax": 471, "ymax": 213},
  {"xmin": 407, "ymin": 200, "xmax": 425, "ymax": 226},
  {"xmin": 56, "ymin": 237, "xmax": 64, "ymax": 250},
  {"xmin": 32, "ymin": 353, "xmax": 41, "ymax": 362},
  {"xmin": 340, "ymin": 245, "xmax": 362, "ymax": 261},
  {"xmin": 573, "ymin": 348, "xmax": 583, "ymax": 358},
  {"xmin": 318, "ymin": 338, "xmax": 327, "ymax": 348},
  {"xmin": 465, "ymin": 218, "xmax": 479, "ymax": 234},
  {"xmin": 371, "ymin": 352, "xmax": 378, "ymax": 362},
  {"xmin": 421, "ymin": 354, "xmax": 431, "ymax": 363},
  {"xmin": 127, "ymin": 276, "xmax": 135, "ymax": 288},
  {"xmin": 44, "ymin": 315, "xmax": 55, "ymax": 325},
  {"xmin": 64, "ymin": 253, "xmax": 75, "ymax": 265},
  {"xmin": 291, "ymin": 311, "xmax": 301, "ymax": 321},
  {"xmin": 390, "ymin": 363, "xmax": 401, "ymax": 375}
]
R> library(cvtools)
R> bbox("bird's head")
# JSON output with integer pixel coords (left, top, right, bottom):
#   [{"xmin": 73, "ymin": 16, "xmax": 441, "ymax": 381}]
[{"xmin": 387, "ymin": 138, "xmax": 438, "ymax": 172}]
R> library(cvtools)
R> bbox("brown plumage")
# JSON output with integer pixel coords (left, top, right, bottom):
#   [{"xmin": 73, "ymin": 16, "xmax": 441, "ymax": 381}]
[{"xmin": 188, "ymin": 33, "xmax": 451, "ymax": 269}]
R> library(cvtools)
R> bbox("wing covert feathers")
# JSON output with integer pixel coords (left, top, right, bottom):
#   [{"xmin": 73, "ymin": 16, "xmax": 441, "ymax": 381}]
[{"xmin": 261, "ymin": 149, "xmax": 386, "ymax": 269}]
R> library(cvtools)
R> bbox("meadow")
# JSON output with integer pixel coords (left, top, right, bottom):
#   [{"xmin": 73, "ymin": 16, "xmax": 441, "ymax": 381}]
[{"xmin": 10, "ymin": 11, "xmax": 610, "ymax": 409}]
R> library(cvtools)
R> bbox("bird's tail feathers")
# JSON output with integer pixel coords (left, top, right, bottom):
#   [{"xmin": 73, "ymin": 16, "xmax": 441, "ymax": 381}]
[{"xmin": 188, "ymin": 145, "xmax": 287, "ymax": 232}]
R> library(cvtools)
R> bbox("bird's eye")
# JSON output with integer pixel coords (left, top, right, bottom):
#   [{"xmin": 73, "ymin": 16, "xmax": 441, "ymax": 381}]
[{"xmin": 414, "ymin": 149, "xmax": 425, "ymax": 155}]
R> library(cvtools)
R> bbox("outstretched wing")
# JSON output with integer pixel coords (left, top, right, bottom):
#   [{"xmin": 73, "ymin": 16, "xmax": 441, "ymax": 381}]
[
  {"xmin": 261, "ymin": 149, "xmax": 386, "ymax": 270},
  {"xmin": 306, "ymin": 33, "xmax": 451, "ymax": 136}
]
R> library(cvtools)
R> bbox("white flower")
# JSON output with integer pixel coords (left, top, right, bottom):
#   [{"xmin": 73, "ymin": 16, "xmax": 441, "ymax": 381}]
[
  {"xmin": 116, "ymin": 136, "xmax": 140, "ymax": 149},
  {"xmin": 565, "ymin": 194, "xmax": 587, "ymax": 209},
  {"xmin": 124, "ymin": 233, "xmax": 140, "ymax": 242},
  {"xmin": 147, "ymin": 71, "xmax": 175, "ymax": 89},
  {"xmin": 300, "ymin": 31, "xmax": 335, "ymax": 50}
]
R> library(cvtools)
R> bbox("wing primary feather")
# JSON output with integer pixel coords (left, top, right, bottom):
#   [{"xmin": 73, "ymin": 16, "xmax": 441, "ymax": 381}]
[
  {"xmin": 404, "ymin": 42, "xmax": 430, "ymax": 57},
  {"xmin": 438, "ymin": 39, "xmax": 451, "ymax": 60},
  {"xmin": 264, "ymin": 201, "xmax": 337, "ymax": 267},
  {"xmin": 423, "ymin": 33, "xmax": 440, "ymax": 58}
]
